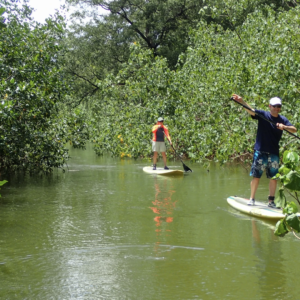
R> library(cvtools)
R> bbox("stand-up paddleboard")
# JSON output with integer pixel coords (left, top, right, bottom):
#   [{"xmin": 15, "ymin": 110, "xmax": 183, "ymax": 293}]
[
  {"xmin": 143, "ymin": 166, "xmax": 184, "ymax": 176},
  {"xmin": 227, "ymin": 196, "xmax": 288, "ymax": 220}
]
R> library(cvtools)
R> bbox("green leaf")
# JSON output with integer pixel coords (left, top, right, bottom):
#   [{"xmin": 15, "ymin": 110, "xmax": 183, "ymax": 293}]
[
  {"xmin": 274, "ymin": 219, "xmax": 289, "ymax": 237},
  {"xmin": 283, "ymin": 201, "xmax": 298, "ymax": 215},
  {"xmin": 0, "ymin": 180, "xmax": 8, "ymax": 186},
  {"xmin": 283, "ymin": 151, "xmax": 299, "ymax": 165},
  {"xmin": 278, "ymin": 165, "xmax": 290, "ymax": 175},
  {"xmin": 275, "ymin": 187, "xmax": 286, "ymax": 208},
  {"xmin": 286, "ymin": 214, "xmax": 300, "ymax": 233},
  {"xmin": 284, "ymin": 171, "xmax": 300, "ymax": 191}
]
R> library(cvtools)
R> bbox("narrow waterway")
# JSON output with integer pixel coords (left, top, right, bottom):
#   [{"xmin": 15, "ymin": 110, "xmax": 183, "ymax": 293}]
[{"xmin": 0, "ymin": 145, "xmax": 299, "ymax": 299}]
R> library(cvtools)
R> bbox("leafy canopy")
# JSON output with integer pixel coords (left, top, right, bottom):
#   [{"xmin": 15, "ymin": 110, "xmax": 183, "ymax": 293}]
[
  {"xmin": 0, "ymin": 0, "xmax": 74, "ymax": 173},
  {"xmin": 88, "ymin": 6, "xmax": 300, "ymax": 164}
]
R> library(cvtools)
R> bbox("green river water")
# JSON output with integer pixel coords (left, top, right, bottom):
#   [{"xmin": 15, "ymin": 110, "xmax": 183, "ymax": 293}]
[{"xmin": 0, "ymin": 145, "xmax": 300, "ymax": 299}]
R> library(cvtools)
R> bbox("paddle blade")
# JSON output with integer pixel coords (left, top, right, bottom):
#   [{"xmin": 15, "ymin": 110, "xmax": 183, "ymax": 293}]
[{"xmin": 183, "ymin": 163, "xmax": 192, "ymax": 172}]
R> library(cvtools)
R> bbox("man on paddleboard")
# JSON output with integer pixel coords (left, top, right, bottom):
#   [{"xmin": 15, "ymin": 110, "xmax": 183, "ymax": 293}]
[
  {"xmin": 152, "ymin": 117, "xmax": 172, "ymax": 170},
  {"xmin": 232, "ymin": 94, "xmax": 297, "ymax": 208}
]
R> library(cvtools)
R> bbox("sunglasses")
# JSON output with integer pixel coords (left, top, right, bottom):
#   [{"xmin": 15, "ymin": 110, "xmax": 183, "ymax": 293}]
[{"xmin": 272, "ymin": 105, "xmax": 282, "ymax": 108}]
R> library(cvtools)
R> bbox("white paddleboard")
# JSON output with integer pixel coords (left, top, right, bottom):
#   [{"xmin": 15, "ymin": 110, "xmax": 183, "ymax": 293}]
[
  {"xmin": 143, "ymin": 166, "xmax": 184, "ymax": 176},
  {"xmin": 227, "ymin": 196, "xmax": 289, "ymax": 220}
]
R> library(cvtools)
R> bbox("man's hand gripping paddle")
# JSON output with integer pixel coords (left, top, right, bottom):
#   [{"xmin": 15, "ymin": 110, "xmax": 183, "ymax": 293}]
[{"xmin": 230, "ymin": 97, "xmax": 300, "ymax": 141}]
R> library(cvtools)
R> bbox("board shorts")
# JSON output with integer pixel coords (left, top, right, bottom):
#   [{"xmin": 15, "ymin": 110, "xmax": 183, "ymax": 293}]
[
  {"xmin": 152, "ymin": 141, "xmax": 166, "ymax": 152},
  {"xmin": 250, "ymin": 150, "xmax": 279, "ymax": 179}
]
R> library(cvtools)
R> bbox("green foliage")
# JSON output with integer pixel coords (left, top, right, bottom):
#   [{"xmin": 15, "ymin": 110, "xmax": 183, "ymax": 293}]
[
  {"xmin": 274, "ymin": 214, "xmax": 300, "ymax": 237},
  {"xmin": 67, "ymin": 0, "xmax": 205, "ymax": 66},
  {"xmin": 0, "ymin": 179, "xmax": 7, "ymax": 198},
  {"xmin": 89, "ymin": 44, "xmax": 176, "ymax": 158},
  {"xmin": 57, "ymin": 104, "xmax": 90, "ymax": 149},
  {"xmin": 274, "ymin": 219, "xmax": 289, "ymax": 237},
  {"xmin": 64, "ymin": 21, "xmax": 128, "ymax": 105},
  {"xmin": 274, "ymin": 150, "xmax": 300, "ymax": 238},
  {"xmin": 64, "ymin": 0, "xmax": 209, "ymax": 106},
  {"xmin": 65, "ymin": 0, "xmax": 298, "ymax": 105},
  {"xmin": 176, "ymin": 6, "xmax": 300, "ymax": 163},
  {"xmin": 283, "ymin": 201, "xmax": 298, "ymax": 215},
  {"xmin": 286, "ymin": 214, "xmax": 300, "ymax": 232},
  {"xmin": 88, "ymin": 6, "xmax": 300, "ymax": 164},
  {"xmin": 275, "ymin": 187, "xmax": 287, "ymax": 209},
  {"xmin": 284, "ymin": 171, "xmax": 300, "ymax": 191},
  {"xmin": 0, "ymin": 6, "xmax": 6, "ymax": 29},
  {"xmin": 0, "ymin": 0, "xmax": 73, "ymax": 173},
  {"xmin": 199, "ymin": 0, "xmax": 295, "ymax": 30},
  {"xmin": 275, "ymin": 151, "xmax": 300, "ymax": 191}
]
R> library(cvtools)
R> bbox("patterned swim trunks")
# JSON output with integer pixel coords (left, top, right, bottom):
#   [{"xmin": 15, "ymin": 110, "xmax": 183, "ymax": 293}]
[{"xmin": 250, "ymin": 150, "xmax": 279, "ymax": 179}]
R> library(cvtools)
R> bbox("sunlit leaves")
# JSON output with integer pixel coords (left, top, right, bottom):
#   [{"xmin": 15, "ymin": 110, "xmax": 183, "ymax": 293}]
[
  {"xmin": 286, "ymin": 214, "xmax": 300, "ymax": 233},
  {"xmin": 274, "ymin": 150, "xmax": 300, "ymax": 238},
  {"xmin": 283, "ymin": 151, "xmax": 299, "ymax": 170},
  {"xmin": 283, "ymin": 201, "xmax": 298, "ymax": 215},
  {"xmin": 284, "ymin": 171, "xmax": 300, "ymax": 191},
  {"xmin": 277, "ymin": 151, "xmax": 300, "ymax": 191},
  {"xmin": 86, "ymin": 4, "xmax": 300, "ymax": 166},
  {"xmin": 0, "ymin": 179, "xmax": 7, "ymax": 197},
  {"xmin": 176, "ymin": 6, "xmax": 300, "ymax": 163},
  {"xmin": 275, "ymin": 219, "xmax": 289, "ymax": 237},
  {"xmin": 275, "ymin": 187, "xmax": 287, "ymax": 209},
  {"xmin": 0, "ymin": 1, "xmax": 71, "ymax": 173},
  {"xmin": 0, "ymin": 6, "xmax": 5, "ymax": 29}
]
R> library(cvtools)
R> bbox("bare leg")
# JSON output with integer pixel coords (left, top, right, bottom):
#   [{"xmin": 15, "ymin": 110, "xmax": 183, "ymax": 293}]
[
  {"xmin": 269, "ymin": 179, "xmax": 277, "ymax": 201},
  {"xmin": 153, "ymin": 152, "xmax": 158, "ymax": 165},
  {"xmin": 161, "ymin": 152, "xmax": 167, "ymax": 166},
  {"xmin": 250, "ymin": 177, "xmax": 260, "ymax": 199}
]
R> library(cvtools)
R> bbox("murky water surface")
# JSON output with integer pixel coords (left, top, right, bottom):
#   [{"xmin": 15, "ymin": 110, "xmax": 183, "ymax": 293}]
[{"xmin": 0, "ymin": 146, "xmax": 300, "ymax": 299}]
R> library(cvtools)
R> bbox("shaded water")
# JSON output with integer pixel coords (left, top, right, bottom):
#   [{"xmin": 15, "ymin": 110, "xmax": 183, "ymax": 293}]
[{"xmin": 0, "ymin": 146, "xmax": 300, "ymax": 299}]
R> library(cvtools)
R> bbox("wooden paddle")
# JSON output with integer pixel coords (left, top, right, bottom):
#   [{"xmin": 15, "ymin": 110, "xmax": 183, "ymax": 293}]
[
  {"xmin": 231, "ymin": 97, "xmax": 300, "ymax": 141},
  {"xmin": 164, "ymin": 133, "xmax": 192, "ymax": 172}
]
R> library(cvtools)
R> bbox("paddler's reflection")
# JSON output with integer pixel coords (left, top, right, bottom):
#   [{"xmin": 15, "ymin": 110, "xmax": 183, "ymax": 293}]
[{"xmin": 149, "ymin": 176, "xmax": 177, "ymax": 234}]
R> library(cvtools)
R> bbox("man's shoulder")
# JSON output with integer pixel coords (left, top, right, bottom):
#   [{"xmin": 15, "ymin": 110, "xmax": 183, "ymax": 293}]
[
  {"xmin": 278, "ymin": 114, "xmax": 288, "ymax": 120},
  {"xmin": 278, "ymin": 114, "xmax": 292, "ymax": 124}
]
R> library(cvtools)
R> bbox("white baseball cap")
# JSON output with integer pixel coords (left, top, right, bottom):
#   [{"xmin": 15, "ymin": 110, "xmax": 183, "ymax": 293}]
[{"xmin": 269, "ymin": 97, "xmax": 282, "ymax": 106}]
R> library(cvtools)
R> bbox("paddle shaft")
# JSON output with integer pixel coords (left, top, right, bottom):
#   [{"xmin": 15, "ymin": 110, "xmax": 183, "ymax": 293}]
[
  {"xmin": 162, "ymin": 133, "xmax": 182, "ymax": 161},
  {"xmin": 231, "ymin": 98, "xmax": 300, "ymax": 141},
  {"xmin": 162, "ymin": 132, "xmax": 192, "ymax": 172},
  {"xmin": 166, "ymin": 137, "xmax": 185, "ymax": 164}
]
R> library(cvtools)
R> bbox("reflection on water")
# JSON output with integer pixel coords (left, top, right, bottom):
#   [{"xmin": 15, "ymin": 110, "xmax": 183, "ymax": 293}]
[
  {"xmin": 251, "ymin": 220, "xmax": 288, "ymax": 299},
  {"xmin": 150, "ymin": 176, "xmax": 176, "ymax": 230},
  {"xmin": 149, "ymin": 175, "xmax": 181, "ymax": 257},
  {"xmin": 1, "ymin": 147, "xmax": 300, "ymax": 299}
]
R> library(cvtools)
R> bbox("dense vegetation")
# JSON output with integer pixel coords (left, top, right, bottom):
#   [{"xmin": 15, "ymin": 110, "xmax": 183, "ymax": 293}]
[
  {"xmin": 86, "ymin": 4, "xmax": 300, "ymax": 165},
  {"xmin": 274, "ymin": 151, "xmax": 300, "ymax": 238},
  {"xmin": 0, "ymin": 0, "xmax": 88, "ymax": 173},
  {"xmin": 65, "ymin": 0, "xmax": 297, "ymax": 103},
  {"xmin": 1, "ymin": 0, "xmax": 300, "ymax": 175}
]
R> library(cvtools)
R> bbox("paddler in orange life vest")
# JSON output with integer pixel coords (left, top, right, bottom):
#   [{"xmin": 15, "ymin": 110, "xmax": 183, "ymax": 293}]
[{"xmin": 152, "ymin": 117, "xmax": 172, "ymax": 170}]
